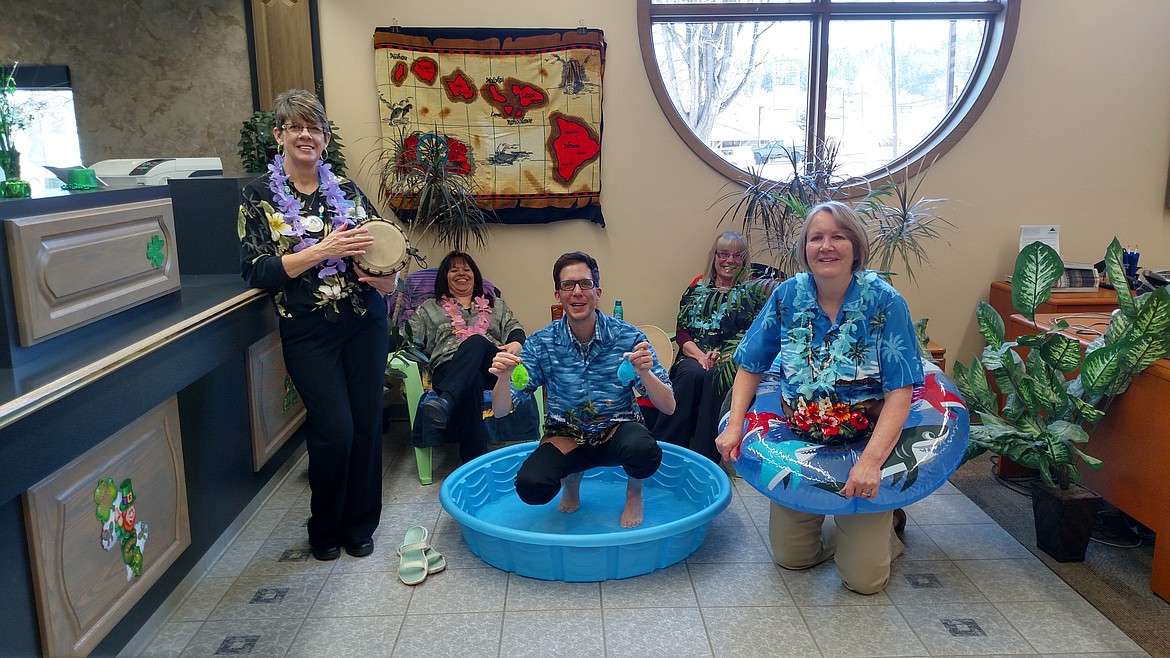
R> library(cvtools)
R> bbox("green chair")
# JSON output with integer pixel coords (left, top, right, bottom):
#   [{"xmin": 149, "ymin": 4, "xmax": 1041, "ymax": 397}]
[{"xmin": 390, "ymin": 352, "xmax": 544, "ymax": 485}]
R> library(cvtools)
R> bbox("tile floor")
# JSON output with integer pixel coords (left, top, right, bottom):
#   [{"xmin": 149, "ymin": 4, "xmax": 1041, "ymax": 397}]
[{"xmin": 140, "ymin": 430, "xmax": 1148, "ymax": 657}]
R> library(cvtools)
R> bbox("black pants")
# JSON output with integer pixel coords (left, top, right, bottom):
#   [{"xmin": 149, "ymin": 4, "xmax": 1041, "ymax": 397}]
[
  {"xmin": 430, "ymin": 334, "xmax": 499, "ymax": 463},
  {"xmin": 279, "ymin": 293, "xmax": 388, "ymax": 550},
  {"xmin": 652, "ymin": 356, "xmax": 724, "ymax": 463},
  {"xmin": 515, "ymin": 423, "xmax": 663, "ymax": 505}
]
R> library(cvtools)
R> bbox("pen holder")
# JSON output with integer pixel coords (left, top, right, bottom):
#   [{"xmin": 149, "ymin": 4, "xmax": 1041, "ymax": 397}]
[{"xmin": 1123, "ymin": 250, "xmax": 1140, "ymax": 278}]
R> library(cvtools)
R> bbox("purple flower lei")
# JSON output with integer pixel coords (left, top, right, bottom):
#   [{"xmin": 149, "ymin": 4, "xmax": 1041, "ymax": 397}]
[{"xmin": 268, "ymin": 154, "xmax": 354, "ymax": 278}]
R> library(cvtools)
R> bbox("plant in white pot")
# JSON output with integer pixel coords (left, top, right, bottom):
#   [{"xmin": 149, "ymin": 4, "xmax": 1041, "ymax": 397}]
[{"xmin": 953, "ymin": 238, "xmax": 1170, "ymax": 561}]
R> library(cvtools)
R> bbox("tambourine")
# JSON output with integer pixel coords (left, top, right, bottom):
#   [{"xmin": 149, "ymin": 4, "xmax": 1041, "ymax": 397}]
[{"xmin": 353, "ymin": 216, "xmax": 409, "ymax": 276}]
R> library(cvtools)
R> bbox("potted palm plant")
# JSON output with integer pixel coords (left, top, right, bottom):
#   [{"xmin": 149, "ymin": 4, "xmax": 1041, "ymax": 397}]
[
  {"xmin": 370, "ymin": 127, "xmax": 494, "ymax": 254},
  {"xmin": 953, "ymin": 238, "xmax": 1170, "ymax": 561},
  {"xmin": 714, "ymin": 140, "xmax": 854, "ymax": 277},
  {"xmin": 714, "ymin": 143, "xmax": 954, "ymax": 366},
  {"xmin": 855, "ymin": 164, "xmax": 954, "ymax": 287}
]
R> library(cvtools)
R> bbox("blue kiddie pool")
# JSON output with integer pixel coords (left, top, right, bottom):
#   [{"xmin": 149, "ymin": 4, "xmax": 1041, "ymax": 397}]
[
  {"xmin": 439, "ymin": 442, "xmax": 732, "ymax": 581},
  {"xmin": 721, "ymin": 364, "xmax": 970, "ymax": 515}
]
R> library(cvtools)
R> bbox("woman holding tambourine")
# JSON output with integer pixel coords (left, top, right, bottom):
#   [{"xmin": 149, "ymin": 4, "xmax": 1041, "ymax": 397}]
[
  {"xmin": 715, "ymin": 201, "xmax": 924, "ymax": 595},
  {"xmin": 239, "ymin": 88, "xmax": 403, "ymax": 563}
]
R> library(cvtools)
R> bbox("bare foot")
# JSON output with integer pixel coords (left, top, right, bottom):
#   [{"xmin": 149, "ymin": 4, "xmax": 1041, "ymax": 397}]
[
  {"xmin": 620, "ymin": 478, "xmax": 645, "ymax": 528},
  {"xmin": 558, "ymin": 472, "xmax": 582, "ymax": 513}
]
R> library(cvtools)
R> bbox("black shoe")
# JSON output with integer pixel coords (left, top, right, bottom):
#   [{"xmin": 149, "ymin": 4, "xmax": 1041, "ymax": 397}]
[
  {"xmin": 311, "ymin": 545, "xmax": 341, "ymax": 561},
  {"xmin": 420, "ymin": 392, "xmax": 454, "ymax": 429},
  {"xmin": 346, "ymin": 538, "xmax": 374, "ymax": 558},
  {"xmin": 892, "ymin": 508, "xmax": 907, "ymax": 536}
]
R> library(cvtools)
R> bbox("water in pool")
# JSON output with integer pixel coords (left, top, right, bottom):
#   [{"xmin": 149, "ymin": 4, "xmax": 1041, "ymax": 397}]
[{"xmin": 475, "ymin": 478, "xmax": 706, "ymax": 535}]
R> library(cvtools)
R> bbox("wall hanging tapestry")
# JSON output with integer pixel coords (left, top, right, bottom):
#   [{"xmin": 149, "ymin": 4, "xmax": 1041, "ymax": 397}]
[{"xmin": 373, "ymin": 27, "xmax": 605, "ymax": 226}]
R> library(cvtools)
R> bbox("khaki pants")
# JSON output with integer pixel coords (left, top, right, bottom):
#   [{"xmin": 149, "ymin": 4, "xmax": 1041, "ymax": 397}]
[{"xmin": 768, "ymin": 502, "xmax": 904, "ymax": 595}]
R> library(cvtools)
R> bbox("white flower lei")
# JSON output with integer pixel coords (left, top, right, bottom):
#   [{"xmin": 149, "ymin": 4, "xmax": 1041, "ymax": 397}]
[{"xmin": 787, "ymin": 271, "xmax": 875, "ymax": 399}]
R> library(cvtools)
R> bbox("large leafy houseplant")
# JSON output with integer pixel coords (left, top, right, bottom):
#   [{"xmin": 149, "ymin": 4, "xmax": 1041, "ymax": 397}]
[
  {"xmin": 237, "ymin": 109, "xmax": 347, "ymax": 175},
  {"xmin": 370, "ymin": 128, "xmax": 494, "ymax": 254},
  {"xmin": 0, "ymin": 64, "xmax": 28, "ymax": 181},
  {"xmin": 953, "ymin": 239, "xmax": 1170, "ymax": 489}
]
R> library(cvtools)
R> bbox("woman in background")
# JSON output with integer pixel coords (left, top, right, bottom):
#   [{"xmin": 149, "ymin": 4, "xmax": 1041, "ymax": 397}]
[
  {"xmin": 653, "ymin": 230, "xmax": 772, "ymax": 462},
  {"xmin": 408, "ymin": 251, "xmax": 525, "ymax": 463}
]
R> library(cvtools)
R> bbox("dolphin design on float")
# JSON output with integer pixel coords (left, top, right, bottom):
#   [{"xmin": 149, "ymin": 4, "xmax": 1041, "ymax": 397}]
[{"xmin": 720, "ymin": 366, "xmax": 970, "ymax": 515}]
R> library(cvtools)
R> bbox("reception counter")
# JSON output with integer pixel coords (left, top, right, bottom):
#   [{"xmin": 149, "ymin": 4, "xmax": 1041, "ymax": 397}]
[{"xmin": 0, "ymin": 185, "xmax": 302, "ymax": 655}]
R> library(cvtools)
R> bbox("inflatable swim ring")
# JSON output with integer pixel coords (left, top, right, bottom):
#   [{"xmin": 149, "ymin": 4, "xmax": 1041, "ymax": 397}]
[{"xmin": 719, "ymin": 364, "xmax": 969, "ymax": 515}]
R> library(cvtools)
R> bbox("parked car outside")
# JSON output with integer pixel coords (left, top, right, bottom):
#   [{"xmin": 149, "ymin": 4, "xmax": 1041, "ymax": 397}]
[
  {"xmin": 752, "ymin": 140, "xmax": 804, "ymax": 165},
  {"xmin": 716, "ymin": 145, "xmax": 755, "ymax": 170}
]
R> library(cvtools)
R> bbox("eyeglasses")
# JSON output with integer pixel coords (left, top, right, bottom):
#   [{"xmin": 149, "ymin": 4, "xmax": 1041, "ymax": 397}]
[
  {"xmin": 281, "ymin": 124, "xmax": 326, "ymax": 137},
  {"xmin": 715, "ymin": 251, "xmax": 747, "ymax": 261},
  {"xmin": 558, "ymin": 279, "xmax": 596, "ymax": 292}
]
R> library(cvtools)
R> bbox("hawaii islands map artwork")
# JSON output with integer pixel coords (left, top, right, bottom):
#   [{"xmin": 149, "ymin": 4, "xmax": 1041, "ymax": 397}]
[{"xmin": 373, "ymin": 27, "xmax": 606, "ymax": 225}]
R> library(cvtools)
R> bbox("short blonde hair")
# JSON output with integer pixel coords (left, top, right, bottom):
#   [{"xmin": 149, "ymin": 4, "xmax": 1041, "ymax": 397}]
[
  {"xmin": 704, "ymin": 230, "xmax": 750, "ymax": 284},
  {"xmin": 796, "ymin": 201, "xmax": 870, "ymax": 273}
]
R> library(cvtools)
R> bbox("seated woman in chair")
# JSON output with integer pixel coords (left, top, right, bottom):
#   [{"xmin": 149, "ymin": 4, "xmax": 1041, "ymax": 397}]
[
  {"xmin": 408, "ymin": 251, "xmax": 525, "ymax": 462},
  {"xmin": 653, "ymin": 230, "xmax": 774, "ymax": 462}
]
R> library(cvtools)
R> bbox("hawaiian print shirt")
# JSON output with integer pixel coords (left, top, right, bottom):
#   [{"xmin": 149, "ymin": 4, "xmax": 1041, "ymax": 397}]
[
  {"xmin": 238, "ymin": 175, "xmax": 381, "ymax": 320},
  {"xmin": 511, "ymin": 311, "xmax": 672, "ymax": 445},
  {"xmin": 675, "ymin": 276, "xmax": 774, "ymax": 360},
  {"xmin": 735, "ymin": 270, "xmax": 924, "ymax": 405}
]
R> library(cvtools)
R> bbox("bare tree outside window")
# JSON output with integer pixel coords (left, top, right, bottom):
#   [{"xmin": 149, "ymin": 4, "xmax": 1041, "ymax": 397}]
[{"xmin": 638, "ymin": 0, "xmax": 1019, "ymax": 186}]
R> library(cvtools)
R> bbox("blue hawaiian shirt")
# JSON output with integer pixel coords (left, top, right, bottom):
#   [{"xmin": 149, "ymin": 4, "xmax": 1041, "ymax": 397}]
[
  {"xmin": 512, "ymin": 311, "xmax": 672, "ymax": 445},
  {"xmin": 734, "ymin": 270, "xmax": 923, "ymax": 405}
]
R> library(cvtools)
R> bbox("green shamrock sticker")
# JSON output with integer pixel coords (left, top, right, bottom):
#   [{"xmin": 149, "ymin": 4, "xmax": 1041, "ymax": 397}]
[{"xmin": 146, "ymin": 234, "xmax": 165, "ymax": 269}]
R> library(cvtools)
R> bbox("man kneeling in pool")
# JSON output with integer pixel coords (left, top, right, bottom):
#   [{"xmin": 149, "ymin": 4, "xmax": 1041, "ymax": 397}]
[{"xmin": 489, "ymin": 251, "xmax": 675, "ymax": 528}]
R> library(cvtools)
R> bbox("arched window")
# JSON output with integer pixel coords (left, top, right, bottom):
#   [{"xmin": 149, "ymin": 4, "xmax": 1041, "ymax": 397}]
[{"xmin": 638, "ymin": 0, "xmax": 1019, "ymax": 186}]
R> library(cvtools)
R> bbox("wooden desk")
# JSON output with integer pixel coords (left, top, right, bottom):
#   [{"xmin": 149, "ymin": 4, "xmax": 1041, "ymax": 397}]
[
  {"xmin": 988, "ymin": 280, "xmax": 1121, "ymax": 322},
  {"xmin": 927, "ymin": 340, "xmax": 946, "ymax": 373},
  {"xmin": 1009, "ymin": 313, "xmax": 1170, "ymax": 602}
]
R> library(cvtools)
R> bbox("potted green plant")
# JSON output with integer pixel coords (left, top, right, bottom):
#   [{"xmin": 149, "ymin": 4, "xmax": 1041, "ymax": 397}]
[
  {"xmin": 953, "ymin": 238, "xmax": 1170, "ymax": 561},
  {"xmin": 714, "ymin": 143, "xmax": 953, "ymax": 366},
  {"xmin": 714, "ymin": 140, "xmax": 854, "ymax": 277},
  {"xmin": 0, "ymin": 64, "xmax": 31, "ymax": 197},
  {"xmin": 369, "ymin": 127, "xmax": 494, "ymax": 254},
  {"xmin": 856, "ymin": 164, "xmax": 954, "ymax": 287},
  {"xmin": 237, "ymin": 109, "xmax": 347, "ymax": 176}
]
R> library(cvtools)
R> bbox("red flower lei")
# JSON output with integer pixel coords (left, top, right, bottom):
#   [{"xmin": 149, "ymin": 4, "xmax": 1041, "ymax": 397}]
[
  {"xmin": 789, "ymin": 395, "xmax": 871, "ymax": 444},
  {"xmin": 440, "ymin": 295, "xmax": 492, "ymax": 341}
]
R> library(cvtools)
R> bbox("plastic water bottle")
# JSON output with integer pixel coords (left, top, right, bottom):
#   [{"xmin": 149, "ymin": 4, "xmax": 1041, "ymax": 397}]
[{"xmin": 613, "ymin": 300, "xmax": 623, "ymax": 321}]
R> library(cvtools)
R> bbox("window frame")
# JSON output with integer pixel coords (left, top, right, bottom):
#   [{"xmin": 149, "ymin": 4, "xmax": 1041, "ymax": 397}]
[{"xmin": 637, "ymin": 0, "xmax": 1020, "ymax": 191}]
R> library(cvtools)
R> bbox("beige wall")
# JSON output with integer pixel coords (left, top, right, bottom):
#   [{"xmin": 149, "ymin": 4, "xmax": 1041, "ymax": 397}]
[
  {"xmin": 327, "ymin": 1, "xmax": 1166, "ymax": 367},
  {"xmin": 2, "ymin": 0, "xmax": 252, "ymax": 175}
]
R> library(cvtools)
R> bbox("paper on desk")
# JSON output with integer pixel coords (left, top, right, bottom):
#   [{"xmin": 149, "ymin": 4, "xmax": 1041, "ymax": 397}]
[{"xmin": 1020, "ymin": 225, "xmax": 1060, "ymax": 255}]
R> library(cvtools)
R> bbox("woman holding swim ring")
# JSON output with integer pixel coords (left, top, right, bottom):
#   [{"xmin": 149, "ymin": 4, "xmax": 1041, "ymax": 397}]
[{"xmin": 715, "ymin": 201, "xmax": 923, "ymax": 594}]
